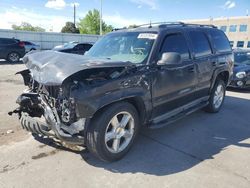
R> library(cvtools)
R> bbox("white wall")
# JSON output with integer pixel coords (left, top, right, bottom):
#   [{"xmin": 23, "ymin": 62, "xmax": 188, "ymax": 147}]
[{"xmin": 0, "ymin": 29, "xmax": 100, "ymax": 50}]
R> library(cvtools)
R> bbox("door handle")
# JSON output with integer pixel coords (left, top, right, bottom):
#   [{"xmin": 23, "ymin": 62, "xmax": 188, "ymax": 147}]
[{"xmin": 212, "ymin": 62, "xmax": 217, "ymax": 66}]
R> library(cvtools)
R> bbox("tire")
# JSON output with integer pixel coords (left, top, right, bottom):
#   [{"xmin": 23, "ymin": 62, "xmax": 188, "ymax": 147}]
[
  {"xmin": 7, "ymin": 52, "xmax": 20, "ymax": 63},
  {"xmin": 86, "ymin": 102, "xmax": 140, "ymax": 162},
  {"xmin": 205, "ymin": 79, "xmax": 226, "ymax": 113}
]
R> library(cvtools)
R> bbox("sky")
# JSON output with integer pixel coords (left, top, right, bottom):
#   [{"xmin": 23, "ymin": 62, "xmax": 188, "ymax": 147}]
[{"xmin": 0, "ymin": 0, "xmax": 249, "ymax": 32}]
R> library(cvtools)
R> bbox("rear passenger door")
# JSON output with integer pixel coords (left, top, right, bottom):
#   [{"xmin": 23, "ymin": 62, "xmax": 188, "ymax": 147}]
[{"xmin": 187, "ymin": 30, "xmax": 215, "ymax": 98}]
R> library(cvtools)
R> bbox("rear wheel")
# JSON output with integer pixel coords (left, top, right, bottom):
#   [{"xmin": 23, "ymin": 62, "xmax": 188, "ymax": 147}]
[
  {"xmin": 7, "ymin": 52, "xmax": 20, "ymax": 63},
  {"xmin": 86, "ymin": 102, "xmax": 140, "ymax": 162},
  {"xmin": 205, "ymin": 79, "xmax": 226, "ymax": 113}
]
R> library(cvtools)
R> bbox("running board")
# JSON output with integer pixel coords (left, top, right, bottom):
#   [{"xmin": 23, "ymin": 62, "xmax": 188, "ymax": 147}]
[{"xmin": 149, "ymin": 97, "xmax": 209, "ymax": 129}]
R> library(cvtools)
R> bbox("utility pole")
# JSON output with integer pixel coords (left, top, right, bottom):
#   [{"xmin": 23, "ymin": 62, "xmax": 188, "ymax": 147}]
[
  {"xmin": 100, "ymin": 0, "xmax": 103, "ymax": 35},
  {"xmin": 74, "ymin": 4, "xmax": 76, "ymax": 27}
]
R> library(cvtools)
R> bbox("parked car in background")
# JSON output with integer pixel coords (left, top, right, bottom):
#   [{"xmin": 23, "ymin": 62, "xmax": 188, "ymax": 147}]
[
  {"xmin": 53, "ymin": 42, "xmax": 93, "ymax": 55},
  {"xmin": 0, "ymin": 38, "xmax": 25, "ymax": 62},
  {"xmin": 229, "ymin": 48, "xmax": 250, "ymax": 89},
  {"xmin": 53, "ymin": 41, "xmax": 78, "ymax": 49},
  {"xmin": 10, "ymin": 23, "xmax": 233, "ymax": 162},
  {"xmin": 23, "ymin": 41, "xmax": 41, "ymax": 53}
]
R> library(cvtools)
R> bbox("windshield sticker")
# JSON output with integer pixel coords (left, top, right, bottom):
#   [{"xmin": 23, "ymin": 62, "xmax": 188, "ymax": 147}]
[{"xmin": 138, "ymin": 33, "xmax": 157, "ymax": 40}]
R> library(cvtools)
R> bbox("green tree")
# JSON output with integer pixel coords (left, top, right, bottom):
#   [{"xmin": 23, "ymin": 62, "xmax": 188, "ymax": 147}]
[
  {"xmin": 61, "ymin": 22, "xmax": 80, "ymax": 33},
  {"xmin": 12, "ymin": 22, "xmax": 45, "ymax": 32},
  {"xmin": 78, "ymin": 9, "xmax": 113, "ymax": 35}
]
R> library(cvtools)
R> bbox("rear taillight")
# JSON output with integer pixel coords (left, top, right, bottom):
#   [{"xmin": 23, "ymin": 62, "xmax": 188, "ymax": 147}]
[{"xmin": 19, "ymin": 41, "xmax": 25, "ymax": 47}]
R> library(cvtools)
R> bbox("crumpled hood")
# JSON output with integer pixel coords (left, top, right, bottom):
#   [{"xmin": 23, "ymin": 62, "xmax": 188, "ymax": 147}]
[{"xmin": 22, "ymin": 50, "xmax": 133, "ymax": 85}]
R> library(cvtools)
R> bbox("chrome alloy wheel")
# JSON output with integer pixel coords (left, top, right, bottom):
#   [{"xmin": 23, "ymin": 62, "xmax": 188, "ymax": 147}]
[
  {"xmin": 105, "ymin": 112, "xmax": 135, "ymax": 153},
  {"xmin": 213, "ymin": 84, "xmax": 224, "ymax": 109}
]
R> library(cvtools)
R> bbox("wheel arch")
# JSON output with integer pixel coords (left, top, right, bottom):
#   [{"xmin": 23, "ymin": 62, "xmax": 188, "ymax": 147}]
[
  {"xmin": 92, "ymin": 96, "xmax": 146, "ymax": 124},
  {"xmin": 210, "ymin": 70, "xmax": 229, "ymax": 93}
]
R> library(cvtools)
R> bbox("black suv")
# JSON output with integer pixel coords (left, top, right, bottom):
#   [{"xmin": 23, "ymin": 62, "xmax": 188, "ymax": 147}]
[
  {"xmin": 10, "ymin": 22, "xmax": 233, "ymax": 162},
  {"xmin": 0, "ymin": 38, "xmax": 25, "ymax": 62}
]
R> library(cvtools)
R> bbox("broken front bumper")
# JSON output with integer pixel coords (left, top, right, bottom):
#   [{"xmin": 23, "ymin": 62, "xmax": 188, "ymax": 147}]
[{"xmin": 11, "ymin": 92, "xmax": 87, "ymax": 145}]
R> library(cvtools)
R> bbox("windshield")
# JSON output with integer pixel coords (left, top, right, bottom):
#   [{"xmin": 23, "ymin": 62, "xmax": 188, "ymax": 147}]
[
  {"xmin": 234, "ymin": 51, "xmax": 250, "ymax": 65},
  {"xmin": 86, "ymin": 32, "xmax": 157, "ymax": 64}
]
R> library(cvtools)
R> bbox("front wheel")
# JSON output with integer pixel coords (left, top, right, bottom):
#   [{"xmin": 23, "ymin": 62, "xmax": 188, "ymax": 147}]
[
  {"xmin": 86, "ymin": 102, "xmax": 140, "ymax": 162},
  {"xmin": 205, "ymin": 79, "xmax": 226, "ymax": 113}
]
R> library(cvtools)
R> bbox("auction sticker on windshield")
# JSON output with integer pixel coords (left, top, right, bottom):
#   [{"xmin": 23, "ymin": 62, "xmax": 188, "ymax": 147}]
[{"xmin": 138, "ymin": 33, "xmax": 158, "ymax": 40}]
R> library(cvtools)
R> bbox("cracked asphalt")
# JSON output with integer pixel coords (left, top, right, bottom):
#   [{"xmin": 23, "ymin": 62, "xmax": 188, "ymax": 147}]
[{"xmin": 0, "ymin": 62, "xmax": 250, "ymax": 188}]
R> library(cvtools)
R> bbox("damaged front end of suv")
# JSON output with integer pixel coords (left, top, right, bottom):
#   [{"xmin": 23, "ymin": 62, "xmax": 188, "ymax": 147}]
[
  {"xmin": 9, "ymin": 30, "xmax": 155, "ymax": 161},
  {"xmin": 9, "ymin": 50, "xmax": 150, "ymax": 145}
]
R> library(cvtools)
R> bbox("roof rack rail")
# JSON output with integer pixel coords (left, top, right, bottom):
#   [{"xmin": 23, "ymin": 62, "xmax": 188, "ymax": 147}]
[
  {"xmin": 112, "ymin": 22, "xmax": 217, "ymax": 32},
  {"xmin": 136, "ymin": 22, "xmax": 185, "ymax": 28},
  {"xmin": 182, "ymin": 23, "xmax": 217, "ymax": 28},
  {"xmin": 135, "ymin": 22, "xmax": 217, "ymax": 29}
]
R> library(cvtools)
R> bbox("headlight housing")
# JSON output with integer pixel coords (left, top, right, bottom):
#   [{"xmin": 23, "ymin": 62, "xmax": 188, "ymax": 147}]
[{"xmin": 236, "ymin": 72, "xmax": 246, "ymax": 79}]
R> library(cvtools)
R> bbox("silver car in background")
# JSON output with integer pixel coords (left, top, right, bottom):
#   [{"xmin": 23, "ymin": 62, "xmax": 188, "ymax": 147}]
[{"xmin": 24, "ymin": 41, "xmax": 41, "ymax": 53}]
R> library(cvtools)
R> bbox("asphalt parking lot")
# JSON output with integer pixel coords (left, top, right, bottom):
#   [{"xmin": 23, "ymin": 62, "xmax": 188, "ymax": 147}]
[{"xmin": 0, "ymin": 61, "xmax": 250, "ymax": 188}]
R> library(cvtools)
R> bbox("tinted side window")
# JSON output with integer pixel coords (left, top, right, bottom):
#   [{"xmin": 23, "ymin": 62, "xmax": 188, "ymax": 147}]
[
  {"xmin": 209, "ymin": 30, "xmax": 231, "ymax": 53},
  {"xmin": 75, "ymin": 44, "xmax": 84, "ymax": 50},
  {"xmin": 189, "ymin": 31, "xmax": 212, "ymax": 58},
  {"xmin": 0, "ymin": 38, "xmax": 16, "ymax": 45},
  {"xmin": 160, "ymin": 33, "xmax": 190, "ymax": 60},
  {"xmin": 85, "ymin": 44, "xmax": 92, "ymax": 51}
]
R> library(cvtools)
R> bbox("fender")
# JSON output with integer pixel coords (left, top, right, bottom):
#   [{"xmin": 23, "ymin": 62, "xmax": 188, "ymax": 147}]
[
  {"xmin": 210, "ymin": 66, "xmax": 230, "ymax": 93},
  {"xmin": 70, "ymin": 74, "xmax": 152, "ymax": 119}
]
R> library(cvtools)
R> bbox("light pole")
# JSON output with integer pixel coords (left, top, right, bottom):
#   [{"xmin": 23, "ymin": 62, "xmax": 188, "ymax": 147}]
[
  {"xmin": 74, "ymin": 3, "xmax": 76, "ymax": 27},
  {"xmin": 100, "ymin": 0, "xmax": 103, "ymax": 35}
]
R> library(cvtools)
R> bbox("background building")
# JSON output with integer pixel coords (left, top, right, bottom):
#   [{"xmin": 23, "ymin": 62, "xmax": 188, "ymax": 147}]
[{"xmin": 185, "ymin": 16, "xmax": 250, "ymax": 48}]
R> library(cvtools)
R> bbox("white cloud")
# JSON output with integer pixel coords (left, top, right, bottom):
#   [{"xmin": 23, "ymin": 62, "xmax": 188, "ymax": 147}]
[
  {"xmin": 103, "ymin": 13, "xmax": 147, "ymax": 28},
  {"xmin": 45, "ymin": 0, "xmax": 66, "ymax": 10},
  {"xmin": 0, "ymin": 7, "xmax": 70, "ymax": 32},
  {"xmin": 222, "ymin": 1, "xmax": 236, "ymax": 9},
  {"xmin": 130, "ymin": 0, "xmax": 158, "ymax": 10}
]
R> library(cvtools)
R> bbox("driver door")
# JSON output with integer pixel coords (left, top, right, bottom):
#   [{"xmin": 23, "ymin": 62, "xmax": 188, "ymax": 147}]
[{"xmin": 151, "ymin": 31, "xmax": 198, "ymax": 118}]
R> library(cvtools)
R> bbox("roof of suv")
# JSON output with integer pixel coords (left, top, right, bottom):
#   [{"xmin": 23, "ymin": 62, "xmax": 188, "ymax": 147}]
[{"xmin": 113, "ymin": 22, "xmax": 218, "ymax": 33}]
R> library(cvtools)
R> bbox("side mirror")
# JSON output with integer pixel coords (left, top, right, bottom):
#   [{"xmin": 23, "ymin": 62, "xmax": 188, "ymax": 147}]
[{"xmin": 157, "ymin": 52, "xmax": 182, "ymax": 65}]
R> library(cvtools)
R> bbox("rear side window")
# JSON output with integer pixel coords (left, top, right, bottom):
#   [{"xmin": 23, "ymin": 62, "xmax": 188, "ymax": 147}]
[
  {"xmin": 160, "ymin": 33, "xmax": 190, "ymax": 60},
  {"xmin": 209, "ymin": 30, "xmax": 231, "ymax": 53},
  {"xmin": 189, "ymin": 31, "xmax": 212, "ymax": 58}
]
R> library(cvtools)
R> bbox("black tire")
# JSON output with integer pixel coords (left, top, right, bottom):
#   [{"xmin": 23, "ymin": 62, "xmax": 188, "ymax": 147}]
[
  {"xmin": 86, "ymin": 102, "xmax": 140, "ymax": 162},
  {"xmin": 7, "ymin": 52, "xmax": 20, "ymax": 63},
  {"xmin": 205, "ymin": 79, "xmax": 226, "ymax": 113}
]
